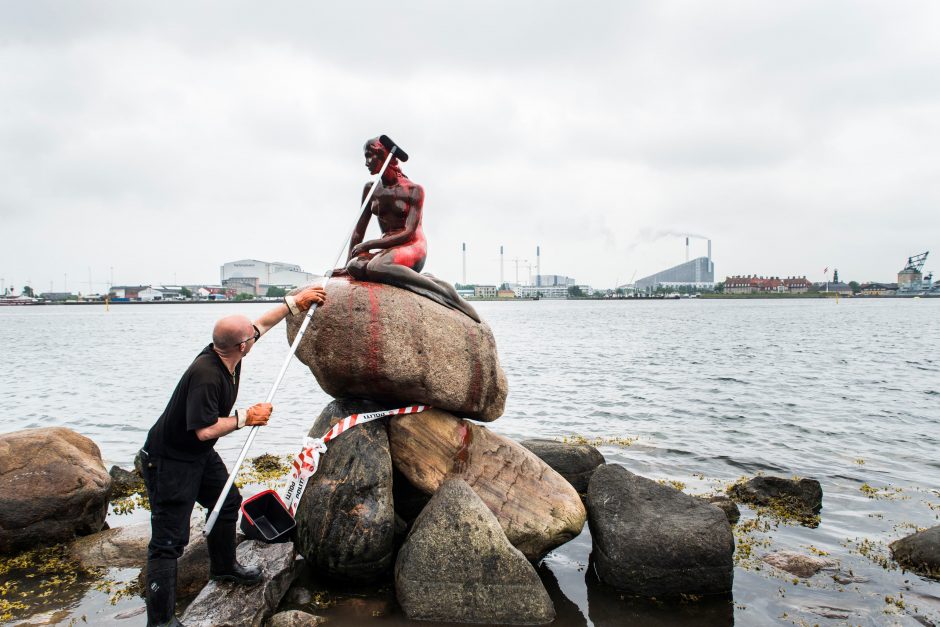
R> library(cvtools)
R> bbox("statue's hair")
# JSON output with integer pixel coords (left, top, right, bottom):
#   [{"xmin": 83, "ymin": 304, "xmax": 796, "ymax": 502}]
[{"xmin": 364, "ymin": 137, "xmax": 401, "ymax": 171}]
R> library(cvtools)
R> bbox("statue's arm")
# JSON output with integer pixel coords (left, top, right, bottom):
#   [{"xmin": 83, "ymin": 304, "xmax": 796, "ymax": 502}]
[{"xmin": 348, "ymin": 183, "xmax": 374, "ymax": 260}]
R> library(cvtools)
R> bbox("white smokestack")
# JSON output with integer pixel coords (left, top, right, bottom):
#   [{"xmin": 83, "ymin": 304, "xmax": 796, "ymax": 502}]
[
  {"xmin": 536, "ymin": 245, "xmax": 541, "ymax": 287},
  {"xmin": 686, "ymin": 237, "xmax": 689, "ymax": 262},
  {"xmin": 500, "ymin": 245, "xmax": 504, "ymax": 286},
  {"xmin": 462, "ymin": 242, "xmax": 466, "ymax": 284}
]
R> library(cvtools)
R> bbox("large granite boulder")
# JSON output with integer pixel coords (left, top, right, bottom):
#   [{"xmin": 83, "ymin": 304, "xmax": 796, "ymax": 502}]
[
  {"xmin": 395, "ymin": 478, "xmax": 555, "ymax": 625},
  {"xmin": 181, "ymin": 540, "xmax": 299, "ymax": 627},
  {"xmin": 520, "ymin": 438, "xmax": 605, "ymax": 494},
  {"xmin": 286, "ymin": 278, "xmax": 508, "ymax": 422},
  {"xmin": 586, "ymin": 464, "xmax": 734, "ymax": 597},
  {"xmin": 890, "ymin": 525, "xmax": 940, "ymax": 579},
  {"xmin": 389, "ymin": 409, "xmax": 586, "ymax": 561},
  {"xmin": 0, "ymin": 427, "xmax": 111, "ymax": 554},
  {"xmin": 294, "ymin": 399, "xmax": 396, "ymax": 583},
  {"xmin": 727, "ymin": 475, "xmax": 823, "ymax": 519}
]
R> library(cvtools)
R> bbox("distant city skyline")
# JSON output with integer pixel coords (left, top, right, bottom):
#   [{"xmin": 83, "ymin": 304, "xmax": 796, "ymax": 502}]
[
  {"xmin": 2, "ymin": 2, "xmax": 938, "ymax": 293},
  {"xmin": 0, "ymin": 239, "xmax": 932, "ymax": 296}
]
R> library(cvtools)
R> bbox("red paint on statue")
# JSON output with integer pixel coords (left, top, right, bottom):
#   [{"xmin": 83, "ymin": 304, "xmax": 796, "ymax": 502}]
[{"xmin": 340, "ymin": 137, "xmax": 479, "ymax": 322}]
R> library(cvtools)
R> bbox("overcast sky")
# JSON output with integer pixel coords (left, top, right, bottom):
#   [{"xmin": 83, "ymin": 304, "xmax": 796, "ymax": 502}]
[{"xmin": 2, "ymin": 1, "xmax": 939, "ymax": 293}]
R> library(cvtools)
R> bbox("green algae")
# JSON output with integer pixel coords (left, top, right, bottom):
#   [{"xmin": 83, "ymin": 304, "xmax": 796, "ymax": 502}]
[
  {"xmin": 0, "ymin": 544, "xmax": 98, "ymax": 621},
  {"xmin": 560, "ymin": 434, "xmax": 639, "ymax": 447},
  {"xmin": 234, "ymin": 453, "xmax": 292, "ymax": 489}
]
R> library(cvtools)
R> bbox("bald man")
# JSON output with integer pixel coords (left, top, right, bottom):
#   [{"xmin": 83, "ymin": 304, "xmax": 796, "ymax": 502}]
[{"xmin": 140, "ymin": 285, "xmax": 325, "ymax": 627}]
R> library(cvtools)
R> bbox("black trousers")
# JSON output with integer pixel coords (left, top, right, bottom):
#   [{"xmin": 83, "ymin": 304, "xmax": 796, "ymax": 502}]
[{"xmin": 141, "ymin": 449, "xmax": 242, "ymax": 560}]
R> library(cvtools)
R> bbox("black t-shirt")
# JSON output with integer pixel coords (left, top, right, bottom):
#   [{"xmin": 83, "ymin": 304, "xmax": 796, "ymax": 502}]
[{"xmin": 145, "ymin": 344, "xmax": 241, "ymax": 460}]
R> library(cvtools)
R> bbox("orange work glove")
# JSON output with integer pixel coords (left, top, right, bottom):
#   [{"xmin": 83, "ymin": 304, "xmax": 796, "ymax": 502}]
[
  {"xmin": 285, "ymin": 286, "xmax": 326, "ymax": 314},
  {"xmin": 236, "ymin": 403, "xmax": 272, "ymax": 429}
]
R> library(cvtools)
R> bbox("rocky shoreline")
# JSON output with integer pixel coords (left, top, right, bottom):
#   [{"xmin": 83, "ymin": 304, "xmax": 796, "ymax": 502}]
[{"xmin": 2, "ymin": 279, "xmax": 939, "ymax": 625}]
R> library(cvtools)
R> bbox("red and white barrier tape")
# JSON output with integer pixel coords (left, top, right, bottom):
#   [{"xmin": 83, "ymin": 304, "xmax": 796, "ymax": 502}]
[{"xmin": 283, "ymin": 405, "xmax": 428, "ymax": 515}]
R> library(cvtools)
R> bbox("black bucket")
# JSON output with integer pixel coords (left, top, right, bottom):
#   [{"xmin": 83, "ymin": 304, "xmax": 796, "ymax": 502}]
[{"xmin": 240, "ymin": 489, "xmax": 295, "ymax": 544}]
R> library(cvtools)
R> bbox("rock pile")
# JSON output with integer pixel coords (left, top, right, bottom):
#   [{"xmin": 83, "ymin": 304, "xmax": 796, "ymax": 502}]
[{"xmin": 285, "ymin": 279, "xmax": 585, "ymax": 623}]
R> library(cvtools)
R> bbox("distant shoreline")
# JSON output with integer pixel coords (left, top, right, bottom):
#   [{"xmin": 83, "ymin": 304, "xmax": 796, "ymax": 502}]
[{"xmin": 3, "ymin": 294, "xmax": 937, "ymax": 307}]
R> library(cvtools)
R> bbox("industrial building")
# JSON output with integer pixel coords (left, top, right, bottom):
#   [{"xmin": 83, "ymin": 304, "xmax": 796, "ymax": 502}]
[
  {"xmin": 220, "ymin": 259, "xmax": 318, "ymax": 296},
  {"xmin": 896, "ymin": 252, "xmax": 936, "ymax": 295},
  {"xmin": 635, "ymin": 239, "xmax": 715, "ymax": 292},
  {"xmin": 535, "ymin": 274, "xmax": 575, "ymax": 287}
]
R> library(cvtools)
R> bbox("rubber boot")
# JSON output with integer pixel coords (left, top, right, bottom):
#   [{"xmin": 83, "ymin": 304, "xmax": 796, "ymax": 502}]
[
  {"xmin": 146, "ymin": 557, "xmax": 185, "ymax": 626},
  {"xmin": 207, "ymin": 522, "xmax": 262, "ymax": 585}
]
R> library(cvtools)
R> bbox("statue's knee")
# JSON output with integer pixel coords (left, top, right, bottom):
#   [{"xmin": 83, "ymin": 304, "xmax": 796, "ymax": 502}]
[
  {"xmin": 347, "ymin": 258, "xmax": 367, "ymax": 279},
  {"xmin": 365, "ymin": 256, "xmax": 391, "ymax": 276}
]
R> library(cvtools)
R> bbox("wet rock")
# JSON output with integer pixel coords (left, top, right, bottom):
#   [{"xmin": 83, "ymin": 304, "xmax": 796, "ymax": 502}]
[
  {"xmin": 727, "ymin": 475, "xmax": 822, "ymax": 519},
  {"xmin": 586, "ymin": 464, "xmax": 734, "ymax": 597},
  {"xmin": 831, "ymin": 571, "xmax": 869, "ymax": 584},
  {"xmin": 389, "ymin": 409, "xmax": 586, "ymax": 561},
  {"xmin": 286, "ymin": 278, "xmax": 508, "ymax": 422},
  {"xmin": 294, "ymin": 399, "xmax": 395, "ymax": 583},
  {"xmin": 180, "ymin": 540, "xmax": 298, "ymax": 627},
  {"xmin": 112, "ymin": 606, "xmax": 147, "ymax": 620},
  {"xmin": 890, "ymin": 525, "xmax": 940, "ymax": 579},
  {"xmin": 0, "ymin": 427, "xmax": 111, "ymax": 554},
  {"xmin": 761, "ymin": 550, "xmax": 837, "ymax": 578},
  {"xmin": 108, "ymin": 465, "xmax": 144, "ymax": 499},
  {"xmin": 395, "ymin": 478, "xmax": 555, "ymax": 625},
  {"xmin": 700, "ymin": 495, "xmax": 741, "ymax": 525},
  {"xmin": 520, "ymin": 438, "xmax": 605, "ymax": 494},
  {"xmin": 137, "ymin": 518, "xmax": 215, "ymax": 598},
  {"xmin": 68, "ymin": 521, "xmax": 149, "ymax": 569},
  {"xmin": 804, "ymin": 605, "xmax": 852, "ymax": 619},
  {"xmin": 266, "ymin": 610, "xmax": 325, "ymax": 626}
]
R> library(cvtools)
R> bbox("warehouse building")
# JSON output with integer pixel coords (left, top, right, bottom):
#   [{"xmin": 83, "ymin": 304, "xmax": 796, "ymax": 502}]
[{"xmin": 220, "ymin": 259, "xmax": 318, "ymax": 296}]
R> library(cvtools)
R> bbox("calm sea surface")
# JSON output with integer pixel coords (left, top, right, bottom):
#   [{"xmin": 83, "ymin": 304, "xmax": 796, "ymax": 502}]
[{"xmin": 2, "ymin": 299, "xmax": 939, "ymax": 626}]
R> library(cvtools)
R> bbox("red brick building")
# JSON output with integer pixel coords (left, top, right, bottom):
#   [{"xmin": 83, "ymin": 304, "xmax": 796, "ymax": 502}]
[{"xmin": 724, "ymin": 275, "xmax": 810, "ymax": 294}]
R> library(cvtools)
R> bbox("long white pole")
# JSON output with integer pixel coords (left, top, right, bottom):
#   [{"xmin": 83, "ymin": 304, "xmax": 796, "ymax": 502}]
[{"xmin": 205, "ymin": 146, "xmax": 400, "ymax": 536}]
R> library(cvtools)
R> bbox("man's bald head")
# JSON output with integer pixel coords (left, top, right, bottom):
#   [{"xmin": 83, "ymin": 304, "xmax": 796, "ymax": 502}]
[{"xmin": 213, "ymin": 315, "xmax": 254, "ymax": 352}]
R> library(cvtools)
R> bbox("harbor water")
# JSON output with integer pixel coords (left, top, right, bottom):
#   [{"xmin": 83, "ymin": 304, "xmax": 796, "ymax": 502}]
[{"xmin": 1, "ymin": 299, "xmax": 939, "ymax": 626}]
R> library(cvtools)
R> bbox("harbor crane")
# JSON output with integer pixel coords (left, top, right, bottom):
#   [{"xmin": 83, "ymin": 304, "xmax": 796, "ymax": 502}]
[{"xmin": 903, "ymin": 251, "xmax": 929, "ymax": 273}]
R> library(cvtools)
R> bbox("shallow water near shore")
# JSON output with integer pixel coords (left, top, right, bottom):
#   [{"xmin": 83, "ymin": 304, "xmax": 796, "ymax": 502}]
[{"xmin": 2, "ymin": 299, "xmax": 939, "ymax": 626}]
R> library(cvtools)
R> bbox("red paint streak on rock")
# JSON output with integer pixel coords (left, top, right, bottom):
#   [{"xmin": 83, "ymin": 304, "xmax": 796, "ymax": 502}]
[
  {"xmin": 452, "ymin": 420, "xmax": 473, "ymax": 475},
  {"xmin": 367, "ymin": 283, "xmax": 382, "ymax": 378}
]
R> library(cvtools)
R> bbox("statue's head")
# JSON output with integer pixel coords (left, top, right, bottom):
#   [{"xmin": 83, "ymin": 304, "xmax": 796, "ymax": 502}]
[{"xmin": 364, "ymin": 137, "xmax": 398, "ymax": 175}]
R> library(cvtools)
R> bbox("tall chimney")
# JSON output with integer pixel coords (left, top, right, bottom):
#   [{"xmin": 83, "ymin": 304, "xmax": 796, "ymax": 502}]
[
  {"xmin": 462, "ymin": 242, "xmax": 466, "ymax": 285},
  {"xmin": 686, "ymin": 237, "xmax": 690, "ymax": 263},
  {"xmin": 708, "ymin": 239, "xmax": 713, "ymax": 273},
  {"xmin": 500, "ymin": 245, "xmax": 504, "ymax": 287},
  {"xmin": 536, "ymin": 245, "xmax": 541, "ymax": 287}
]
